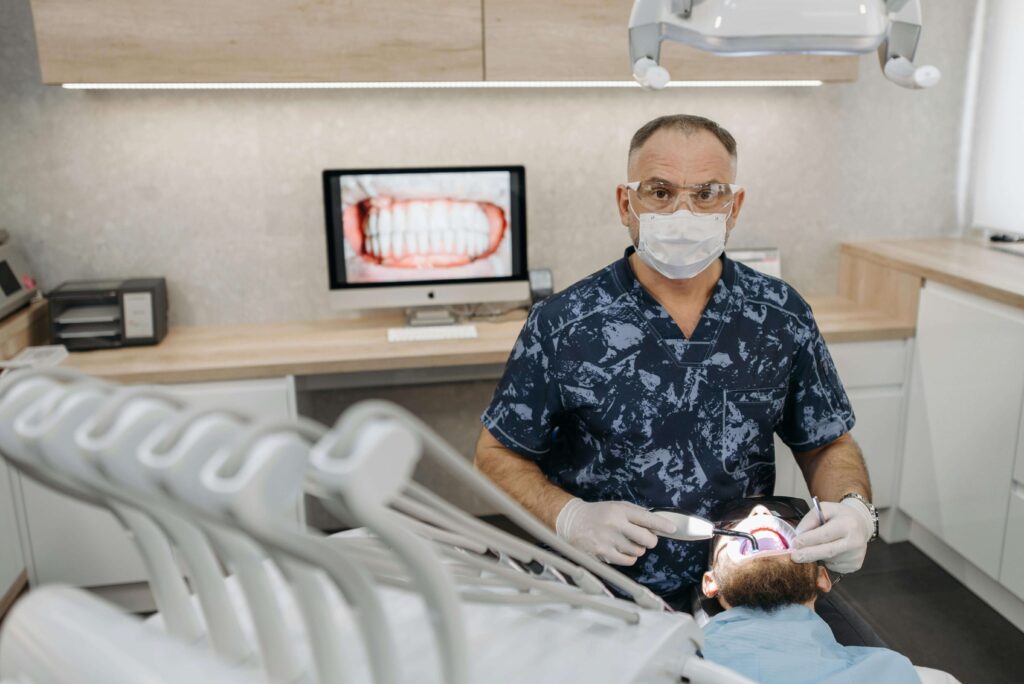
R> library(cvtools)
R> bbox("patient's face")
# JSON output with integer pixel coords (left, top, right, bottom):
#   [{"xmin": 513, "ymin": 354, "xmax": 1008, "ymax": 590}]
[{"xmin": 703, "ymin": 504, "xmax": 826, "ymax": 612}]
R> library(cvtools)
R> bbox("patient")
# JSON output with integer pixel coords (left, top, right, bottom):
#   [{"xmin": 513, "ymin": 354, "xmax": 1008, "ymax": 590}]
[{"xmin": 700, "ymin": 499, "xmax": 960, "ymax": 684}]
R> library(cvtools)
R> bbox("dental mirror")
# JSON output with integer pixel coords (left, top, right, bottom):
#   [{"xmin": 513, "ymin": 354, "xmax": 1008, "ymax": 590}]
[{"xmin": 652, "ymin": 510, "xmax": 759, "ymax": 550}]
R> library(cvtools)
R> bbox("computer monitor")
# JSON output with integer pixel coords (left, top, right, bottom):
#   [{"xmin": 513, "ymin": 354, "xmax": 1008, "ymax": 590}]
[{"xmin": 323, "ymin": 165, "xmax": 530, "ymax": 317}]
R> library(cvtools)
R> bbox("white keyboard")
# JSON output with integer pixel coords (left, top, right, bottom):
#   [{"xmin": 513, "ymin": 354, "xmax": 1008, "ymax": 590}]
[{"xmin": 386, "ymin": 324, "xmax": 479, "ymax": 343}]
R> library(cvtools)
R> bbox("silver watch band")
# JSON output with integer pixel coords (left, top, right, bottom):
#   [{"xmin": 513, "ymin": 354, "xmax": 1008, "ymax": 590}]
[{"xmin": 840, "ymin": 492, "xmax": 879, "ymax": 541}]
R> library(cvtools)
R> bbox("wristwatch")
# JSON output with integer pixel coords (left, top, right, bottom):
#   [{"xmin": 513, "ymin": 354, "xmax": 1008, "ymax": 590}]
[{"xmin": 841, "ymin": 492, "xmax": 879, "ymax": 542}]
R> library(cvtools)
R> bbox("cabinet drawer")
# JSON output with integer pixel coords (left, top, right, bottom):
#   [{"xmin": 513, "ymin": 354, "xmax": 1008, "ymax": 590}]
[
  {"xmin": 1000, "ymin": 486, "xmax": 1024, "ymax": 601},
  {"xmin": 157, "ymin": 378, "xmax": 295, "ymax": 421},
  {"xmin": 828, "ymin": 340, "xmax": 906, "ymax": 389}
]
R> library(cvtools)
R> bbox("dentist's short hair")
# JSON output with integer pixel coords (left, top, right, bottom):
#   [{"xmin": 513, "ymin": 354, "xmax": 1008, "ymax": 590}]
[{"xmin": 628, "ymin": 114, "xmax": 738, "ymax": 173}]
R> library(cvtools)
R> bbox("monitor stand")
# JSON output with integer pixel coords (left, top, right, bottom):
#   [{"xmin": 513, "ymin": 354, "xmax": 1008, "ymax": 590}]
[{"xmin": 406, "ymin": 307, "xmax": 457, "ymax": 327}]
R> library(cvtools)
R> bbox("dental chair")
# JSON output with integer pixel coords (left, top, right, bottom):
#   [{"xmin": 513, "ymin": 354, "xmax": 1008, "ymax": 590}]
[{"xmin": 0, "ymin": 368, "xmax": 753, "ymax": 684}]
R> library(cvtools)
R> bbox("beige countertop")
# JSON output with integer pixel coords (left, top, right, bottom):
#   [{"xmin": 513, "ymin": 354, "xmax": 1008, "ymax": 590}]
[
  {"xmin": 842, "ymin": 237, "xmax": 1024, "ymax": 310},
  {"xmin": 63, "ymin": 297, "xmax": 912, "ymax": 385},
  {"xmin": 57, "ymin": 237, "xmax": 1023, "ymax": 385}
]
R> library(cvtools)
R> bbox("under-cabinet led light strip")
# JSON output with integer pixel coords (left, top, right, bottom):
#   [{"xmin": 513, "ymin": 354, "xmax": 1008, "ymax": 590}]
[{"xmin": 62, "ymin": 80, "xmax": 823, "ymax": 90}]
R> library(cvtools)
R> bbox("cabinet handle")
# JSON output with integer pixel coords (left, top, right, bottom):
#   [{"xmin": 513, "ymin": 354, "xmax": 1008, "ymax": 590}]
[{"xmin": 1013, "ymin": 481, "xmax": 1024, "ymax": 499}]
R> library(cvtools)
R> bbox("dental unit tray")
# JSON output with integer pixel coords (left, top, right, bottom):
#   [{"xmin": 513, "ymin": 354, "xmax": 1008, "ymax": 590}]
[
  {"xmin": 0, "ymin": 368, "xmax": 757, "ymax": 684},
  {"xmin": 628, "ymin": 0, "xmax": 940, "ymax": 90}
]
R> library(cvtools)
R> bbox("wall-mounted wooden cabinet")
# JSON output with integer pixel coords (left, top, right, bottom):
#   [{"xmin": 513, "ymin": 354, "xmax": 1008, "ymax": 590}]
[
  {"xmin": 31, "ymin": 0, "xmax": 858, "ymax": 85},
  {"xmin": 30, "ymin": 0, "xmax": 484, "ymax": 84}
]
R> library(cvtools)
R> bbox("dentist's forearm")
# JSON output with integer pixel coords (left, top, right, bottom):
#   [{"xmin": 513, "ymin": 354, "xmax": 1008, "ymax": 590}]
[
  {"xmin": 794, "ymin": 433, "xmax": 871, "ymax": 502},
  {"xmin": 473, "ymin": 427, "xmax": 574, "ymax": 529}
]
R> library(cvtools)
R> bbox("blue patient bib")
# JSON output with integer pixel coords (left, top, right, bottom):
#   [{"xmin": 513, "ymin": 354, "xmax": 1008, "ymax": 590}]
[{"xmin": 703, "ymin": 605, "xmax": 920, "ymax": 684}]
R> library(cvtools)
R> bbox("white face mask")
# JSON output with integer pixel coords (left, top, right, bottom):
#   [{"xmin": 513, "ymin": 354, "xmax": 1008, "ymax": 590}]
[{"xmin": 630, "ymin": 203, "xmax": 729, "ymax": 280}]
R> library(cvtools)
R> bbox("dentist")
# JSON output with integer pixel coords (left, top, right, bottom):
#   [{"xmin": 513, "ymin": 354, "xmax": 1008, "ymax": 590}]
[{"xmin": 474, "ymin": 114, "xmax": 880, "ymax": 645}]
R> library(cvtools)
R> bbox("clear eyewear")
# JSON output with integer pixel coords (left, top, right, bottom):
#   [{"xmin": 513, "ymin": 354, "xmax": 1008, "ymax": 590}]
[{"xmin": 625, "ymin": 179, "xmax": 741, "ymax": 216}]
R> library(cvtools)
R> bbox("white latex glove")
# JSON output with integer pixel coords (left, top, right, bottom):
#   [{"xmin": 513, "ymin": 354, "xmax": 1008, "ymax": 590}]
[
  {"xmin": 791, "ymin": 499, "xmax": 874, "ymax": 574},
  {"xmin": 555, "ymin": 498, "xmax": 676, "ymax": 566}
]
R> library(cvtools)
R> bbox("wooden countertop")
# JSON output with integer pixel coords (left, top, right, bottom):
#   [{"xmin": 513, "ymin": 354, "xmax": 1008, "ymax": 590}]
[
  {"xmin": 842, "ymin": 238, "xmax": 1024, "ymax": 310},
  {"xmin": 64, "ymin": 298, "xmax": 912, "ymax": 385},
  {"xmin": 59, "ymin": 237, "xmax": 1023, "ymax": 385}
]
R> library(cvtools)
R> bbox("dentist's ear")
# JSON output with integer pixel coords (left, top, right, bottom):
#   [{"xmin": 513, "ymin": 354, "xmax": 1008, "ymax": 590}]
[
  {"xmin": 726, "ymin": 188, "xmax": 746, "ymax": 233},
  {"xmin": 816, "ymin": 565, "xmax": 833, "ymax": 594},
  {"xmin": 702, "ymin": 570, "xmax": 720, "ymax": 598},
  {"xmin": 616, "ymin": 184, "xmax": 633, "ymax": 228}
]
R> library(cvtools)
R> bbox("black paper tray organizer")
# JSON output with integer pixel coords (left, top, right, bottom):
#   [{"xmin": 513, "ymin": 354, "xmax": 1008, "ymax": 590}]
[{"xmin": 48, "ymin": 278, "xmax": 168, "ymax": 351}]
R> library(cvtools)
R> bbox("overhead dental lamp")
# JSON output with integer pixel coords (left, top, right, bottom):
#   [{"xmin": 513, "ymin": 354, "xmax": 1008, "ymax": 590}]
[{"xmin": 629, "ymin": 0, "xmax": 940, "ymax": 89}]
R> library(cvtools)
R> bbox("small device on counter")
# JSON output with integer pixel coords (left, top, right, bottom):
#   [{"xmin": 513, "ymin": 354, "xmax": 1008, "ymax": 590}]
[
  {"xmin": 0, "ymin": 228, "xmax": 39, "ymax": 322},
  {"xmin": 729, "ymin": 247, "xmax": 782, "ymax": 278},
  {"xmin": 529, "ymin": 268, "xmax": 553, "ymax": 303},
  {"xmin": 989, "ymin": 232, "xmax": 1024, "ymax": 258},
  {"xmin": 48, "ymin": 278, "xmax": 168, "ymax": 351}
]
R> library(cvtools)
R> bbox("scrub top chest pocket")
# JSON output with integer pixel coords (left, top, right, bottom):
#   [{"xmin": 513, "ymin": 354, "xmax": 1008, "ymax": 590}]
[{"xmin": 721, "ymin": 386, "xmax": 788, "ymax": 475}]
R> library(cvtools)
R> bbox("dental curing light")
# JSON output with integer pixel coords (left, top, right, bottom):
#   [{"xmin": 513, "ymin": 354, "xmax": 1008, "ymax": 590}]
[
  {"xmin": 653, "ymin": 510, "xmax": 759, "ymax": 550},
  {"xmin": 628, "ymin": 0, "xmax": 940, "ymax": 90}
]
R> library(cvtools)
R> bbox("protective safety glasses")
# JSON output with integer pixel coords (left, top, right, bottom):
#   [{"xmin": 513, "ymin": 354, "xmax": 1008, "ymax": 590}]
[
  {"xmin": 707, "ymin": 497, "xmax": 808, "ymax": 563},
  {"xmin": 711, "ymin": 496, "xmax": 810, "ymax": 527},
  {"xmin": 625, "ymin": 179, "xmax": 741, "ymax": 215}
]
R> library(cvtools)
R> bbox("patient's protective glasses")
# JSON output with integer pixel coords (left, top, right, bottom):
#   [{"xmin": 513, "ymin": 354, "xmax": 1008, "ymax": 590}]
[
  {"xmin": 625, "ymin": 179, "xmax": 741, "ymax": 215},
  {"xmin": 709, "ymin": 496, "xmax": 808, "ymax": 563},
  {"xmin": 711, "ymin": 496, "xmax": 810, "ymax": 526}
]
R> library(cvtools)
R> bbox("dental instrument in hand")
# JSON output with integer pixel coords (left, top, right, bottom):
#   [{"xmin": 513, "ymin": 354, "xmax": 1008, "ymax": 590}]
[
  {"xmin": 812, "ymin": 496, "xmax": 826, "ymax": 526},
  {"xmin": 810, "ymin": 495, "xmax": 848, "ymax": 583},
  {"xmin": 652, "ymin": 510, "xmax": 759, "ymax": 551}
]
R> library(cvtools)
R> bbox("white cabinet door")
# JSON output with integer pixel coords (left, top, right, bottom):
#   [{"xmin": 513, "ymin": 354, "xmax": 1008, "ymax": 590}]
[
  {"xmin": 0, "ymin": 462, "xmax": 25, "ymax": 597},
  {"xmin": 846, "ymin": 388, "xmax": 903, "ymax": 509},
  {"xmin": 775, "ymin": 340, "xmax": 906, "ymax": 508},
  {"xmin": 899, "ymin": 283, "xmax": 1024, "ymax": 579},
  {"xmin": 20, "ymin": 377, "xmax": 295, "ymax": 587},
  {"xmin": 1001, "ymin": 485, "xmax": 1024, "ymax": 600},
  {"xmin": 165, "ymin": 377, "xmax": 296, "ymax": 420}
]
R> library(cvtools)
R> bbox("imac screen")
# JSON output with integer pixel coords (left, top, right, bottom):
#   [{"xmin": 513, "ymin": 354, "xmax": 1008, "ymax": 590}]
[{"xmin": 328, "ymin": 168, "xmax": 523, "ymax": 286}]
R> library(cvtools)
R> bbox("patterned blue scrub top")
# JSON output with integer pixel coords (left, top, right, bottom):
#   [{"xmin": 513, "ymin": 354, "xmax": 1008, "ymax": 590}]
[{"xmin": 482, "ymin": 249, "xmax": 855, "ymax": 595}]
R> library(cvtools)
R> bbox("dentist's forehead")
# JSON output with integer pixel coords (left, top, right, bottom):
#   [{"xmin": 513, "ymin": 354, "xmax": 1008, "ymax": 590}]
[{"xmin": 627, "ymin": 128, "xmax": 736, "ymax": 183}]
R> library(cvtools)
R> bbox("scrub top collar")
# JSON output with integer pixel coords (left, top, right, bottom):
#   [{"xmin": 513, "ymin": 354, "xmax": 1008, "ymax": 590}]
[{"xmin": 613, "ymin": 247, "xmax": 739, "ymax": 361}]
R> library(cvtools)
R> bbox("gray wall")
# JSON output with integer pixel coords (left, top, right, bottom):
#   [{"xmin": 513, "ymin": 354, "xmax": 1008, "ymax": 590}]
[{"xmin": 3, "ymin": 0, "xmax": 973, "ymax": 327}]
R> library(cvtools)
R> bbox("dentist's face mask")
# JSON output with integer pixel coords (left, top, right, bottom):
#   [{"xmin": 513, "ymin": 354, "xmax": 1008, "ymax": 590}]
[{"xmin": 625, "ymin": 180, "xmax": 739, "ymax": 280}]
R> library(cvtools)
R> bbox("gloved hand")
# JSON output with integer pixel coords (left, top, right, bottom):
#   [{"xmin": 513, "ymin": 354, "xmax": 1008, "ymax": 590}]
[
  {"xmin": 791, "ymin": 498, "xmax": 874, "ymax": 574},
  {"xmin": 555, "ymin": 498, "xmax": 676, "ymax": 566}
]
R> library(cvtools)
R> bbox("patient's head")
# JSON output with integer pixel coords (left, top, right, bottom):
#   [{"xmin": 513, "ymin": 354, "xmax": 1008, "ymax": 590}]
[{"xmin": 701, "ymin": 503, "xmax": 831, "ymax": 612}]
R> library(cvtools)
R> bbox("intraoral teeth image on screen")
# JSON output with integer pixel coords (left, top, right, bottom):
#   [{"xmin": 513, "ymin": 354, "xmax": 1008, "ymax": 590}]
[{"xmin": 338, "ymin": 171, "xmax": 514, "ymax": 284}]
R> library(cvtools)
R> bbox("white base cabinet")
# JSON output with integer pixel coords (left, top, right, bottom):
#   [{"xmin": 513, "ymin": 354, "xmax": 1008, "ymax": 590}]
[
  {"xmin": 16, "ymin": 377, "xmax": 295, "ymax": 588},
  {"xmin": 899, "ymin": 282, "xmax": 1024, "ymax": 581},
  {"xmin": 775, "ymin": 339, "xmax": 908, "ymax": 509},
  {"xmin": 1002, "ymin": 487, "xmax": 1024, "ymax": 601},
  {"xmin": 0, "ymin": 462, "xmax": 25, "ymax": 598}
]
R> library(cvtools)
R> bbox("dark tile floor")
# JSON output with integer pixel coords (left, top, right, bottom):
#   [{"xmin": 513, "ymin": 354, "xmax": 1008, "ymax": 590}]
[{"xmin": 834, "ymin": 540, "xmax": 1024, "ymax": 684}]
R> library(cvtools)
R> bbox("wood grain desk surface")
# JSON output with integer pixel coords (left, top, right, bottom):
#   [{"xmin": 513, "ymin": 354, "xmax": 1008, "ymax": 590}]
[
  {"xmin": 59, "ymin": 238, "xmax": 1024, "ymax": 385},
  {"xmin": 64, "ymin": 297, "xmax": 912, "ymax": 385},
  {"xmin": 842, "ymin": 238, "xmax": 1024, "ymax": 310}
]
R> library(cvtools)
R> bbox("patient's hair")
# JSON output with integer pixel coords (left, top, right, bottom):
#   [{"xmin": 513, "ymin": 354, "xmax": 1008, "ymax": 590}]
[{"xmin": 713, "ymin": 555, "xmax": 819, "ymax": 612}]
